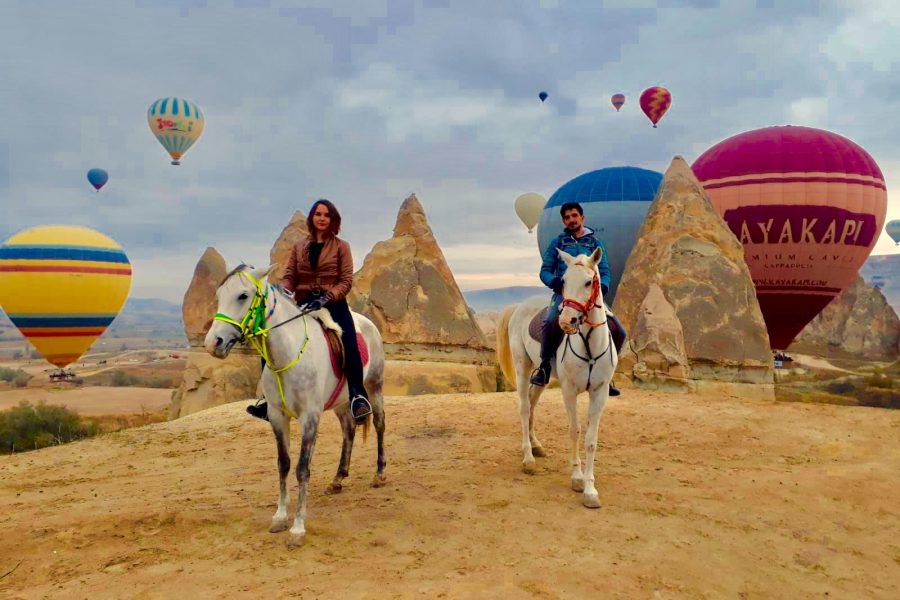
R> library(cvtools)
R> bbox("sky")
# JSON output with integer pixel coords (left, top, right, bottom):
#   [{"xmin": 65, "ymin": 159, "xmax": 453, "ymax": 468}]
[{"xmin": 1, "ymin": 0, "xmax": 899, "ymax": 303}]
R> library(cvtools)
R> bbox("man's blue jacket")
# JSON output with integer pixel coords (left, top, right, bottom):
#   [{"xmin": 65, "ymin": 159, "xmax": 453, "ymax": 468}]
[{"xmin": 539, "ymin": 227, "xmax": 611, "ymax": 296}]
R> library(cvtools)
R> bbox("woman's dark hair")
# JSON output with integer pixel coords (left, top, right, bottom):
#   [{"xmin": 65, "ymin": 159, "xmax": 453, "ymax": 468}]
[
  {"xmin": 306, "ymin": 199, "xmax": 342, "ymax": 237},
  {"xmin": 559, "ymin": 202, "xmax": 584, "ymax": 217}
]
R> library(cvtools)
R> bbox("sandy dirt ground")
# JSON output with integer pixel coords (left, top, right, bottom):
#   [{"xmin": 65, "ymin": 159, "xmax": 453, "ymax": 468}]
[
  {"xmin": 1, "ymin": 389, "xmax": 899, "ymax": 599},
  {"xmin": 0, "ymin": 387, "xmax": 172, "ymax": 416}
]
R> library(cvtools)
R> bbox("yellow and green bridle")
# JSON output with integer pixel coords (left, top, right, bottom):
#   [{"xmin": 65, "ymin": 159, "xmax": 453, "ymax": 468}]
[{"xmin": 213, "ymin": 271, "xmax": 311, "ymax": 418}]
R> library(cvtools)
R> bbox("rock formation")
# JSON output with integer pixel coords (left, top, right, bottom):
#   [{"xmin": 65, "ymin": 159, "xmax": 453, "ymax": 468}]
[
  {"xmin": 268, "ymin": 210, "xmax": 309, "ymax": 283},
  {"xmin": 474, "ymin": 311, "xmax": 500, "ymax": 349},
  {"xmin": 614, "ymin": 156, "xmax": 773, "ymax": 389},
  {"xmin": 168, "ymin": 350, "xmax": 262, "ymax": 419},
  {"xmin": 182, "ymin": 247, "xmax": 228, "ymax": 347},
  {"xmin": 790, "ymin": 276, "xmax": 900, "ymax": 360},
  {"xmin": 348, "ymin": 194, "xmax": 491, "ymax": 363}
]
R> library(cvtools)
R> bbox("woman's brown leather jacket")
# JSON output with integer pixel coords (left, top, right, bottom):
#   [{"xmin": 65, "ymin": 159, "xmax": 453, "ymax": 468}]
[{"xmin": 280, "ymin": 235, "xmax": 354, "ymax": 303}]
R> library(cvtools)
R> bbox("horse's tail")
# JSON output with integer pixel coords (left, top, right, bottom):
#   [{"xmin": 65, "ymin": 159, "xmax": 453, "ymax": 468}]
[{"xmin": 496, "ymin": 304, "xmax": 517, "ymax": 390}]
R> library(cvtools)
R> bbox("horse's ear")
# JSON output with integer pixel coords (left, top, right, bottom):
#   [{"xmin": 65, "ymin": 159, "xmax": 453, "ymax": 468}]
[
  {"xmin": 250, "ymin": 263, "xmax": 279, "ymax": 281},
  {"xmin": 589, "ymin": 247, "xmax": 602, "ymax": 266},
  {"xmin": 556, "ymin": 248, "xmax": 575, "ymax": 266}
]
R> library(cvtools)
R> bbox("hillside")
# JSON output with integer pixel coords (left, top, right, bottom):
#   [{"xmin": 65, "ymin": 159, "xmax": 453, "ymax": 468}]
[
  {"xmin": 1, "ymin": 390, "xmax": 898, "ymax": 598},
  {"xmin": 463, "ymin": 286, "xmax": 546, "ymax": 312}
]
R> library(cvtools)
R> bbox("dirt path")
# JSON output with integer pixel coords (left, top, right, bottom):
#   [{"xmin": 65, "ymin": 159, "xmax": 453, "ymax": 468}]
[{"xmin": 1, "ymin": 390, "xmax": 898, "ymax": 599}]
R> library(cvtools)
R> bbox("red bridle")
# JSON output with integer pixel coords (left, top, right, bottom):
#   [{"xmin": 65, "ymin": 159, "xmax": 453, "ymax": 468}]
[{"xmin": 561, "ymin": 270, "xmax": 606, "ymax": 328}]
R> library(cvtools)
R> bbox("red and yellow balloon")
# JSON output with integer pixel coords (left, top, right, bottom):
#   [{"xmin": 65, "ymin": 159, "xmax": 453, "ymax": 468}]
[
  {"xmin": 692, "ymin": 125, "xmax": 887, "ymax": 350},
  {"xmin": 639, "ymin": 86, "xmax": 671, "ymax": 127}
]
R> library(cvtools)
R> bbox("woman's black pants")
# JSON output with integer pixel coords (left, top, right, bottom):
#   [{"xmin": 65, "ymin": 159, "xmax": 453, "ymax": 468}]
[{"xmin": 260, "ymin": 297, "xmax": 367, "ymax": 399}]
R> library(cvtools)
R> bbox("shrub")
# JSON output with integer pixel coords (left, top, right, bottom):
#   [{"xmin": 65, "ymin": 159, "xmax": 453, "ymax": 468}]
[
  {"xmin": 825, "ymin": 381, "xmax": 856, "ymax": 395},
  {"xmin": 0, "ymin": 367, "xmax": 29, "ymax": 383},
  {"xmin": 12, "ymin": 372, "xmax": 30, "ymax": 388},
  {"xmin": 0, "ymin": 402, "xmax": 100, "ymax": 454},
  {"xmin": 110, "ymin": 369, "xmax": 139, "ymax": 386}
]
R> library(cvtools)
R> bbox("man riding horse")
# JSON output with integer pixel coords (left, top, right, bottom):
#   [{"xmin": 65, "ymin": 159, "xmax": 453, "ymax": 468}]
[{"xmin": 530, "ymin": 201, "xmax": 627, "ymax": 394}]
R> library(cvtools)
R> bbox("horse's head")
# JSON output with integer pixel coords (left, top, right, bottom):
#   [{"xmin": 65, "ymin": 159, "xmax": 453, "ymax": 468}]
[
  {"xmin": 204, "ymin": 262, "xmax": 277, "ymax": 358},
  {"xmin": 557, "ymin": 247, "xmax": 604, "ymax": 335}
]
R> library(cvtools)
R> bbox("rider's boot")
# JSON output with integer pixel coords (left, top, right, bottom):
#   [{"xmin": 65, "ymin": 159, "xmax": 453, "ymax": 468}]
[
  {"xmin": 247, "ymin": 395, "xmax": 269, "ymax": 421},
  {"xmin": 530, "ymin": 319, "xmax": 563, "ymax": 386},
  {"xmin": 608, "ymin": 314, "xmax": 626, "ymax": 397}
]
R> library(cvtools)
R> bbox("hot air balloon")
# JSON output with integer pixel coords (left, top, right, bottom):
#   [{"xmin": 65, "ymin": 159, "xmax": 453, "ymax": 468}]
[
  {"xmin": 537, "ymin": 166, "xmax": 663, "ymax": 305},
  {"xmin": 514, "ymin": 193, "xmax": 546, "ymax": 233},
  {"xmin": 887, "ymin": 219, "xmax": 900, "ymax": 244},
  {"xmin": 0, "ymin": 226, "xmax": 132, "ymax": 368},
  {"xmin": 147, "ymin": 97, "xmax": 205, "ymax": 165},
  {"xmin": 692, "ymin": 125, "xmax": 887, "ymax": 350},
  {"xmin": 539, "ymin": 91, "xmax": 548, "ymax": 103},
  {"xmin": 871, "ymin": 274, "xmax": 886, "ymax": 289},
  {"xmin": 611, "ymin": 93, "xmax": 626, "ymax": 112},
  {"xmin": 87, "ymin": 168, "xmax": 108, "ymax": 192},
  {"xmin": 639, "ymin": 86, "xmax": 671, "ymax": 128}
]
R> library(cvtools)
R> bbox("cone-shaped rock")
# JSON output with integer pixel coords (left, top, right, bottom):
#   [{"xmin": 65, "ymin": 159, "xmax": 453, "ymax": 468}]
[
  {"xmin": 349, "ymin": 194, "xmax": 490, "ymax": 359},
  {"xmin": 269, "ymin": 210, "xmax": 309, "ymax": 283},
  {"xmin": 790, "ymin": 276, "xmax": 900, "ymax": 359},
  {"xmin": 615, "ymin": 156, "xmax": 772, "ymax": 386},
  {"xmin": 182, "ymin": 247, "xmax": 227, "ymax": 347}
]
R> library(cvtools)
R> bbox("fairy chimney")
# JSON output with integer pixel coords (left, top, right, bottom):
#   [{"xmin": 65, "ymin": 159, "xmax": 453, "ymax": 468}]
[
  {"xmin": 349, "ymin": 194, "xmax": 491, "ymax": 362},
  {"xmin": 615, "ymin": 156, "xmax": 773, "ymax": 388}
]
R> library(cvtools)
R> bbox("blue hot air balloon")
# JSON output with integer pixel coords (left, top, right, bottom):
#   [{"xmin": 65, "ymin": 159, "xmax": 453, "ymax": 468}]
[
  {"xmin": 887, "ymin": 219, "xmax": 900, "ymax": 244},
  {"xmin": 537, "ymin": 166, "xmax": 663, "ymax": 306},
  {"xmin": 86, "ymin": 168, "xmax": 108, "ymax": 192},
  {"xmin": 539, "ymin": 91, "xmax": 548, "ymax": 103}
]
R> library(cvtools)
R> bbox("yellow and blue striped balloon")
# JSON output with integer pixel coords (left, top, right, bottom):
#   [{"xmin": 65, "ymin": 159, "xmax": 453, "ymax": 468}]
[
  {"xmin": 0, "ymin": 226, "xmax": 132, "ymax": 367},
  {"xmin": 147, "ymin": 97, "xmax": 205, "ymax": 165}
]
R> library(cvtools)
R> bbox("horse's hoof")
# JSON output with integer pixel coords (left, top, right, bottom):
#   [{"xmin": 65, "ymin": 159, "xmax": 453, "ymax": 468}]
[
  {"xmin": 371, "ymin": 473, "xmax": 387, "ymax": 488},
  {"xmin": 571, "ymin": 478, "xmax": 585, "ymax": 492},
  {"xmin": 286, "ymin": 532, "xmax": 306, "ymax": 548},
  {"xmin": 269, "ymin": 519, "xmax": 289, "ymax": 533},
  {"xmin": 531, "ymin": 446, "xmax": 547, "ymax": 458},
  {"xmin": 325, "ymin": 482, "xmax": 343, "ymax": 495},
  {"xmin": 582, "ymin": 493, "xmax": 601, "ymax": 509},
  {"xmin": 522, "ymin": 461, "xmax": 536, "ymax": 475}
]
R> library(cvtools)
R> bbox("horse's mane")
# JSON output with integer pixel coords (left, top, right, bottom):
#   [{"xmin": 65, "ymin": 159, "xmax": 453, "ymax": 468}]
[{"xmin": 220, "ymin": 263, "xmax": 251, "ymax": 286}]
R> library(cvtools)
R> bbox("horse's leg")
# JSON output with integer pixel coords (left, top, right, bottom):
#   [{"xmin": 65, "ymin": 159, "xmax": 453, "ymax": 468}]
[
  {"xmin": 327, "ymin": 407, "xmax": 355, "ymax": 495},
  {"xmin": 582, "ymin": 385, "xmax": 610, "ymax": 509},
  {"xmin": 561, "ymin": 380, "xmax": 584, "ymax": 492},
  {"xmin": 288, "ymin": 411, "xmax": 321, "ymax": 548},
  {"xmin": 529, "ymin": 391, "xmax": 546, "ymax": 458},
  {"xmin": 516, "ymin": 366, "xmax": 541, "ymax": 474},
  {"xmin": 268, "ymin": 407, "xmax": 291, "ymax": 533},
  {"xmin": 371, "ymin": 380, "xmax": 387, "ymax": 488}
]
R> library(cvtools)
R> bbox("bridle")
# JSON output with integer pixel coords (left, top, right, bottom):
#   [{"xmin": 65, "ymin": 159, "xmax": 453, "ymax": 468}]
[
  {"xmin": 213, "ymin": 270, "xmax": 316, "ymax": 418},
  {"xmin": 559, "ymin": 263, "xmax": 613, "ymax": 391},
  {"xmin": 561, "ymin": 265, "xmax": 606, "ymax": 329}
]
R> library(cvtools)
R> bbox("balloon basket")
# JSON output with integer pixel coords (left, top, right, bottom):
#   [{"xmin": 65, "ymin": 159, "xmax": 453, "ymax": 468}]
[
  {"xmin": 171, "ymin": 160, "xmax": 181, "ymax": 166},
  {"xmin": 652, "ymin": 124, "xmax": 658, "ymax": 128}
]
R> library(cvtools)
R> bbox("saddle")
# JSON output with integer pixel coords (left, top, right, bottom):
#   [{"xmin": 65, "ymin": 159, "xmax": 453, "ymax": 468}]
[
  {"xmin": 318, "ymin": 321, "xmax": 369, "ymax": 411},
  {"xmin": 528, "ymin": 307, "xmax": 549, "ymax": 342}
]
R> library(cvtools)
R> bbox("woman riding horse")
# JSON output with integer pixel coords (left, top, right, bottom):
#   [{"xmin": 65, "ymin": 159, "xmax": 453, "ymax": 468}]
[{"xmin": 247, "ymin": 199, "xmax": 373, "ymax": 423}]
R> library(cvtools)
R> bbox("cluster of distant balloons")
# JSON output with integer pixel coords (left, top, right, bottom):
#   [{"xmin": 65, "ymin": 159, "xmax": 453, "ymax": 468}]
[
  {"xmin": 515, "ymin": 124, "xmax": 894, "ymax": 352},
  {"xmin": 0, "ymin": 97, "xmax": 205, "ymax": 372},
  {"xmin": 538, "ymin": 86, "xmax": 672, "ymax": 128}
]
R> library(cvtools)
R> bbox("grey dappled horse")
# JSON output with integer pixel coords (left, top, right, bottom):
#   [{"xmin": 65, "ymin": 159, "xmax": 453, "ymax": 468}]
[{"xmin": 204, "ymin": 263, "xmax": 386, "ymax": 547}]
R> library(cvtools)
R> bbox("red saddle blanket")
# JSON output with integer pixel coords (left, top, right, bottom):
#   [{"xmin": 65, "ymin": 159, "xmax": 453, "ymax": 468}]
[{"xmin": 322, "ymin": 324, "xmax": 369, "ymax": 411}]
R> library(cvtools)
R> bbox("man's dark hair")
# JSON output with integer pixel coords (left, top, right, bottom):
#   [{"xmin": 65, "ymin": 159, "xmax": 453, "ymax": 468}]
[
  {"xmin": 560, "ymin": 202, "xmax": 584, "ymax": 217},
  {"xmin": 306, "ymin": 198, "xmax": 342, "ymax": 237}
]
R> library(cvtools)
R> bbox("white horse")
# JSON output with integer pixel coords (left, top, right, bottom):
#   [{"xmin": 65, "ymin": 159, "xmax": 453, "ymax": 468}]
[
  {"xmin": 204, "ymin": 263, "xmax": 387, "ymax": 547},
  {"xmin": 496, "ymin": 248, "xmax": 618, "ymax": 508}
]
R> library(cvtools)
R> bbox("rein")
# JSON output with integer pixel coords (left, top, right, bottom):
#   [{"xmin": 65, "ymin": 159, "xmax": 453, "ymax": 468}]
[
  {"xmin": 213, "ymin": 271, "xmax": 315, "ymax": 419},
  {"xmin": 560, "ymin": 265, "xmax": 613, "ymax": 391}
]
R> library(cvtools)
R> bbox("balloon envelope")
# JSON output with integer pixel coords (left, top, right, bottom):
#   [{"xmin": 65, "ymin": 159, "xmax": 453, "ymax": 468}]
[
  {"xmin": 515, "ymin": 193, "xmax": 546, "ymax": 232},
  {"xmin": 147, "ymin": 97, "xmax": 205, "ymax": 165},
  {"xmin": 611, "ymin": 93, "xmax": 626, "ymax": 112},
  {"xmin": 692, "ymin": 125, "xmax": 887, "ymax": 350},
  {"xmin": 537, "ymin": 166, "xmax": 663, "ymax": 306},
  {"xmin": 86, "ymin": 168, "xmax": 108, "ymax": 191},
  {"xmin": 887, "ymin": 219, "xmax": 900, "ymax": 244},
  {"xmin": 871, "ymin": 274, "xmax": 885, "ymax": 289},
  {"xmin": 0, "ymin": 226, "xmax": 132, "ymax": 367},
  {"xmin": 639, "ymin": 86, "xmax": 671, "ymax": 127},
  {"xmin": 539, "ymin": 91, "xmax": 548, "ymax": 103}
]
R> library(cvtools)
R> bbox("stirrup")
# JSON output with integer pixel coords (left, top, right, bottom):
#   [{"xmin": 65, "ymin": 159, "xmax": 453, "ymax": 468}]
[
  {"xmin": 350, "ymin": 395, "xmax": 372, "ymax": 422},
  {"xmin": 246, "ymin": 398, "xmax": 269, "ymax": 421},
  {"xmin": 530, "ymin": 364, "xmax": 551, "ymax": 386}
]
